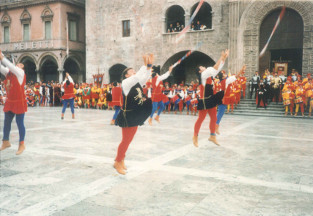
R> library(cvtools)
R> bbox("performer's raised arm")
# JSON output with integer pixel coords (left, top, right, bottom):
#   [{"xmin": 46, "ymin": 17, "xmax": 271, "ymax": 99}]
[
  {"xmin": 200, "ymin": 49, "xmax": 229, "ymax": 82},
  {"xmin": 0, "ymin": 50, "xmax": 24, "ymax": 85},
  {"xmin": 156, "ymin": 65, "xmax": 173, "ymax": 84},
  {"xmin": 122, "ymin": 54, "xmax": 154, "ymax": 96},
  {"xmin": 0, "ymin": 65, "xmax": 9, "ymax": 77},
  {"xmin": 224, "ymin": 65, "xmax": 246, "ymax": 87},
  {"xmin": 63, "ymin": 73, "xmax": 74, "ymax": 85}
]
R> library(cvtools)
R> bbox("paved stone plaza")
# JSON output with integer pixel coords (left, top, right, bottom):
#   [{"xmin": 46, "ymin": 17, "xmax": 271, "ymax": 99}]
[{"xmin": 0, "ymin": 107, "xmax": 313, "ymax": 216}]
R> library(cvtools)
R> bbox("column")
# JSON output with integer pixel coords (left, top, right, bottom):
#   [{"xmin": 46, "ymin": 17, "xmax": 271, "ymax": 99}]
[
  {"xmin": 36, "ymin": 70, "xmax": 40, "ymax": 82},
  {"xmin": 78, "ymin": 70, "xmax": 84, "ymax": 83},
  {"xmin": 184, "ymin": 12, "xmax": 190, "ymax": 28},
  {"xmin": 58, "ymin": 69, "xmax": 64, "ymax": 83}
]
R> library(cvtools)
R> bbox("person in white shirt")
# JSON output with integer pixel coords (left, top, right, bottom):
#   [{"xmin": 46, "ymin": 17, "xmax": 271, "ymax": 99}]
[
  {"xmin": 193, "ymin": 49, "xmax": 229, "ymax": 147},
  {"xmin": 113, "ymin": 54, "xmax": 154, "ymax": 175}
]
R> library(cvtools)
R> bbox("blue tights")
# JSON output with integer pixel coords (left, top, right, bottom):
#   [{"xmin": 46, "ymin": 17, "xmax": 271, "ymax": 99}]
[
  {"xmin": 150, "ymin": 101, "xmax": 164, "ymax": 118},
  {"xmin": 62, "ymin": 98, "xmax": 75, "ymax": 114},
  {"xmin": 113, "ymin": 106, "xmax": 121, "ymax": 120},
  {"xmin": 3, "ymin": 111, "xmax": 25, "ymax": 142},
  {"xmin": 216, "ymin": 104, "xmax": 227, "ymax": 125}
]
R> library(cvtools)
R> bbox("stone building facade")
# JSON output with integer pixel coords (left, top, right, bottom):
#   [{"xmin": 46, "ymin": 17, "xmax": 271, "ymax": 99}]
[
  {"xmin": 0, "ymin": 0, "xmax": 85, "ymax": 83},
  {"xmin": 86, "ymin": 0, "xmax": 313, "ymax": 84}
]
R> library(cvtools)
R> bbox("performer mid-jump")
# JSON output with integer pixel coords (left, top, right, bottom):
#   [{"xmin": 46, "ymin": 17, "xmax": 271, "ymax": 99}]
[
  {"xmin": 0, "ymin": 50, "xmax": 27, "ymax": 155},
  {"xmin": 193, "ymin": 50, "xmax": 229, "ymax": 147},
  {"xmin": 114, "ymin": 54, "xmax": 154, "ymax": 175},
  {"xmin": 148, "ymin": 66, "xmax": 173, "ymax": 125}
]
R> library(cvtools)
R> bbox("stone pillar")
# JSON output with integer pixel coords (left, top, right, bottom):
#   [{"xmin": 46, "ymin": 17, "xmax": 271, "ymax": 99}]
[
  {"xmin": 78, "ymin": 70, "xmax": 83, "ymax": 83},
  {"xmin": 58, "ymin": 69, "xmax": 64, "ymax": 83},
  {"xmin": 184, "ymin": 12, "xmax": 190, "ymax": 28},
  {"xmin": 36, "ymin": 70, "xmax": 40, "ymax": 82},
  {"xmin": 228, "ymin": 1, "xmax": 240, "ymax": 73}
]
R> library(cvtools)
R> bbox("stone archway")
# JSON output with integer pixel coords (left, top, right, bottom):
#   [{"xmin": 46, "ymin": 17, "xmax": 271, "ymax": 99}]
[
  {"xmin": 239, "ymin": 1, "xmax": 313, "ymax": 79},
  {"xmin": 63, "ymin": 58, "xmax": 82, "ymax": 83},
  {"xmin": 20, "ymin": 57, "xmax": 37, "ymax": 83},
  {"xmin": 259, "ymin": 8, "xmax": 303, "ymax": 76},
  {"xmin": 190, "ymin": 1, "xmax": 212, "ymax": 29},
  {"xmin": 161, "ymin": 51, "xmax": 215, "ymax": 85},
  {"xmin": 109, "ymin": 64, "xmax": 127, "ymax": 83},
  {"xmin": 165, "ymin": 5, "xmax": 185, "ymax": 32},
  {"xmin": 39, "ymin": 55, "xmax": 59, "ymax": 82}
]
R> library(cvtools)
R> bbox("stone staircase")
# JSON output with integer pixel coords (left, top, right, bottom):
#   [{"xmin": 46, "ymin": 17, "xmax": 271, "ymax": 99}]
[{"xmin": 230, "ymin": 99, "xmax": 312, "ymax": 119}]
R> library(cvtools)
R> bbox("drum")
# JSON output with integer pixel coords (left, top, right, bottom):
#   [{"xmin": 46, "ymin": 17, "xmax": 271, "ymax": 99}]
[
  {"xmin": 283, "ymin": 99, "xmax": 290, "ymax": 106},
  {"xmin": 295, "ymin": 97, "xmax": 303, "ymax": 104}
]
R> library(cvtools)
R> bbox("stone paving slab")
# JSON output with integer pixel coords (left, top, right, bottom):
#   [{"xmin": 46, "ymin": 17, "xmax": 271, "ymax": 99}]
[{"xmin": 0, "ymin": 107, "xmax": 313, "ymax": 216}]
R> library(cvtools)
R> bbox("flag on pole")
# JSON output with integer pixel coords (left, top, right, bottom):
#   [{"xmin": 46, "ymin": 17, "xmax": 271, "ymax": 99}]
[
  {"xmin": 11, "ymin": 54, "xmax": 15, "ymax": 65},
  {"xmin": 259, "ymin": 6, "xmax": 286, "ymax": 57},
  {"xmin": 66, "ymin": 20, "xmax": 69, "ymax": 56},
  {"xmin": 175, "ymin": 0, "xmax": 205, "ymax": 44}
]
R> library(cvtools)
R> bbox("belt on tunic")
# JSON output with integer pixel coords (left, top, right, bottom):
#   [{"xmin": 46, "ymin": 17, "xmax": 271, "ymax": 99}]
[
  {"xmin": 199, "ymin": 96, "xmax": 212, "ymax": 100},
  {"xmin": 121, "ymin": 109, "xmax": 134, "ymax": 112}
]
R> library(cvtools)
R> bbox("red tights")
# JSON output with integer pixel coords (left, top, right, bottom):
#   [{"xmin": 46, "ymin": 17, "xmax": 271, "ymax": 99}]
[
  {"xmin": 194, "ymin": 108, "xmax": 217, "ymax": 136},
  {"xmin": 115, "ymin": 126, "xmax": 138, "ymax": 162}
]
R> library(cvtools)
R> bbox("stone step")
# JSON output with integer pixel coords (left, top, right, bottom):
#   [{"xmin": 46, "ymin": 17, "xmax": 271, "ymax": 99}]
[
  {"xmin": 233, "ymin": 110, "xmax": 284, "ymax": 115},
  {"xmin": 232, "ymin": 113, "xmax": 312, "ymax": 119},
  {"xmin": 239, "ymin": 101, "xmax": 283, "ymax": 105},
  {"xmin": 235, "ymin": 107, "xmax": 284, "ymax": 111}
]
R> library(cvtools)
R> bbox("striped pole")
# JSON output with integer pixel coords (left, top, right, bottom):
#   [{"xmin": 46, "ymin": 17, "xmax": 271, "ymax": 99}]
[{"xmin": 259, "ymin": 6, "xmax": 286, "ymax": 57}]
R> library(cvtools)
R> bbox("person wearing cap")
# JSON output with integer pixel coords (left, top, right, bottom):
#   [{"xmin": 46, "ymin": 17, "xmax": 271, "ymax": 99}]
[
  {"xmin": 184, "ymin": 85, "xmax": 194, "ymax": 115},
  {"xmin": 282, "ymin": 81, "xmax": 292, "ymax": 116},
  {"xmin": 250, "ymin": 71, "xmax": 260, "ymax": 99},
  {"xmin": 307, "ymin": 78, "xmax": 313, "ymax": 116},
  {"xmin": 234, "ymin": 79, "xmax": 241, "ymax": 107},
  {"xmin": 0, "ymin": 50, "xmax": 27, "ymax": 155},
  {"xmin": 239, "ymin": 72, "xmax": 247, "ymax": 98},
  {"xmin": 91, "ymin": 83, "xmax": 100, "ymax": 108},
  {"xmin": 110, "ymin": 81, "xmax": 123, "ymax": 125},
  {"xmin": 193, "ymin": 50, "xmax": 229, "ymax": 147},
  {"xmin": 304, "ymin": 74, "xmax": 312, "ymax": 109},
  {"xmin": 295, "ymin": 81, "xmax": 305, "ymax": 116},
  {"xmin": 162, "ymin": 84, "xmax": 172, "ymax": 113},
  {"xmin": 82, "ymin": 83, "xmax": 91, "ymax": 108},
  {"xmin": 173, "ymin": 84, "xmax": 184, "ymax": 114},
  {"xmin": 216, "ymin": 66, "xmax": 245, "ymax": 135},
  {"xmin": 271, "ymin": 72, "xmax": 282, "ymax": 104},
  {"xmin": 148, "ymin": 65, "xmax": 172, "ymax": 125}
]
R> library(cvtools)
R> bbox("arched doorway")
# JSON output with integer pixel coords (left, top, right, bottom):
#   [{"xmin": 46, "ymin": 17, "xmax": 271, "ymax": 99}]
[
  {"xmin": 165, "ymin": 5, "xmax": 185, "ymax": 32},
  {"xmin": 40, "ymin": 56, "xmax": 58, "ymax": 82},
  {"xmin": 21, "ymin": 57, "xmax": 37, "ymax": 83},
  {"xmin": 161, "ymin": 51, "xmax": 215, "ymax": 85},
  {"xmin": 109, "ymin": 64, "xmax": 127, "ymax": 83},
  {"xmin": 259, "ymin": 8, "xmax": 303, "ymax": 76},
  {"xmin": 191, "ymin": 1, "xmax": 212, "ymax": 29},
  {"xmin": 64, "ymin": 58, "xmax": 80, "ymax": 83}
]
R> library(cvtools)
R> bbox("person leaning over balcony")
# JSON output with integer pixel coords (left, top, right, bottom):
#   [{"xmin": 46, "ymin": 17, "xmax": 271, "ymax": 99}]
[
  {"xmin": 167, "ymin": 23, "xmax": 174, "ymax": 33},
  {"xmin": 195, "ymin": 20, "xmax": 201, "ymax": 30},
  {"xmin": 0, "ymin": 49, "xmax": 27, "ymax": 155},
  {"xmin": 174, "ymin": 22, "xmax": 182, "ymax": 32},
  {"xmin": 200, "ymin": 24, "xmax": 207, "ymax": 30}
]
